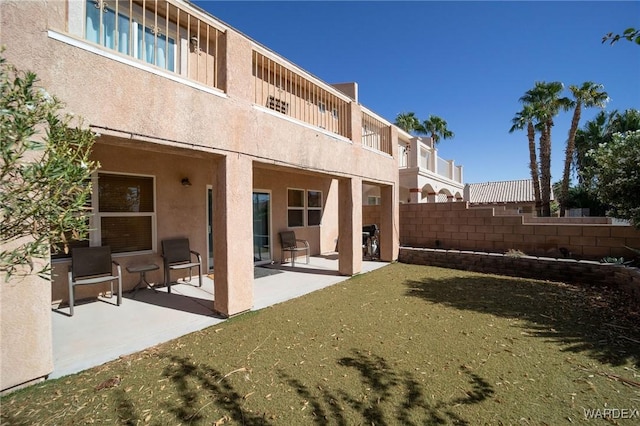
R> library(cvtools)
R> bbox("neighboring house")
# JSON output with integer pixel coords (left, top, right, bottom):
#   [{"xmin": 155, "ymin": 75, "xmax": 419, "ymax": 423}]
[
  {"xmin": 397, "ymin": 133, "xmax": 464, "ymax": 203},
  {"xmin": 464, "ymin": 179, "xmax": 553, "ymax": 214},
  {"xmin": 363, "ymin": 132, "xmax": 465, "ymax": 205},
  {"xmin": 0, "ymin": 0, "xmax": 399, "ymax": 392}
]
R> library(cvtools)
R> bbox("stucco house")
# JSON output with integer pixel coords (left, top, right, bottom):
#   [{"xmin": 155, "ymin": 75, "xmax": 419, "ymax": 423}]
[
  {"xmin": 364, "ymin": 134, "xmax": 464, "ymax": 205},
  {"xmin": 0, "ymin": 0, "xmax": 400, "ymax": 392}
]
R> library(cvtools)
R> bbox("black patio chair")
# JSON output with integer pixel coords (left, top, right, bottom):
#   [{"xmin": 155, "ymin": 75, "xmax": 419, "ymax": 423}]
[
  {"xmin": 279, "ymin": 231, "xmax": 310, "ymax": 267},
  {"xmin": 67, "ymin": 246, "xmax": 122, "ymax": 316},
  {"xmin": 161, "ymin": 238, "xmax": 202, "ymax": 293}
]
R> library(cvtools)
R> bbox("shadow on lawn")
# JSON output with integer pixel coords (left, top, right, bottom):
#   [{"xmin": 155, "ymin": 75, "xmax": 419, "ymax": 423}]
[
  {"xmin": 404, "ymin": 274, "xmax": 640, "ymax": 367},
  {"xmin": 103, "ymin": 351, "xmax": 493, "ymax": 426},
  {"xmin": 279, "ymin": 349, "xmax": 494, "ymax": 425},
  {"xmin": 157, "ymin": 354, "xmax": 269, "ymax": 425}
]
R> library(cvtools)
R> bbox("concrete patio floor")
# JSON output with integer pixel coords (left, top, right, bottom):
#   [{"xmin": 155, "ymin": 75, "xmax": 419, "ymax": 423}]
[{"xmin": 50, "ymin": 255, "xmax": 387, "ymax": 379}]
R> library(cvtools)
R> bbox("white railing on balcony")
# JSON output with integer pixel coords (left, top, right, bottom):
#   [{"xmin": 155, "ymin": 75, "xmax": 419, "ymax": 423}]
[
  {"xmin": 454, "ymin": 165, "xmax": 463, "ymax": 183},
  {"xmin": 437, "ymin": 157, "xmax": 451, "ymax": 179},
  {"xmin": 75, "ymin": 0, "xmax": 224, "ymax": 89},
  {"xmin": 252, "ymin": 50, "xmax": 350, "ymax": 139},
  {"xmin": 419, "ymin": 147, "xmax": 430, "ymax": 170},
  {"xmin": 361, "ymin": 111, "xmax": 392, "ymax": 155},
  {"xmin": 402, "ymin": 138, "xmax": 462, "ymax": 183}
]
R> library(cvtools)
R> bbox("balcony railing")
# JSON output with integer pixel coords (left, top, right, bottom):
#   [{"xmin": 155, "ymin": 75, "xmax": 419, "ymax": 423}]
[
  {"xmin": 401, "ymin": 138, "xmax": 463, "ymax": 183},
  {"xmin": 361, "ymin": 111, "xmax": 392, "ymax": 155},
  {"xmin": 76, "ymin": 0, "xmax": 224, "ymax": 89},
  {"xmin": 252, "ymin": 50, "xmax": 350, "ymax": 139}
]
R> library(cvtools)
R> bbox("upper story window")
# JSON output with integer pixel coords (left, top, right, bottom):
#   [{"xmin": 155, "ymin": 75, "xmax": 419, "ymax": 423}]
[{"xmin": 85, "ymin": 0, "xmax": 176, "ymax": 72}]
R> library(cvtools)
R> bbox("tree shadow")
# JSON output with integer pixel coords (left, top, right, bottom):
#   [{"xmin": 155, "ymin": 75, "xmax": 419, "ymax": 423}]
[
  {"xmin": 278, "ymin": 349, "xmax": 494, "ymax": 425},
  {"xmin": 404, "ymin": 273, "xmax": 640, "ymax": 367},
  {"xmin": 159, "ymin": 354, "xmax": 271, "ymax": 425}
]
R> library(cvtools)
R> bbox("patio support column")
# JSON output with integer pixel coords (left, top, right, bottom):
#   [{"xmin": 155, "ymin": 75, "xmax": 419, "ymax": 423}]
[
  {"xmin": 338, "ymin": 177, "xmax": 362, "ymax": 276},
  {"xmin": 379, "ymin": 184, "xmax": 399, "ymax": 262},
  {"xmin": 213, "ymin": 154, "xmax": 254, "ymax": 317}
]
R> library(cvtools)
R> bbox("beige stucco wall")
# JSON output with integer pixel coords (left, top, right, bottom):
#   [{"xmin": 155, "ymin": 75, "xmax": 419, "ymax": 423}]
[
  {"xmin": 1, "ymin": 252, "xmax": 53, "ymax": 392},
  {"xmin": 1, "ymin": 0, "xmax": 400, "ymax": 387},
  {"xmin": 50, "ymin": 139, "xmax": 218, "ymax": 303}
]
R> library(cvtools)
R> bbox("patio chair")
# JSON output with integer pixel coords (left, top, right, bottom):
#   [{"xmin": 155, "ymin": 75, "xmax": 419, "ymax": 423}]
[
  {"xmin": 279, "ymin": 231, "xmax": 309, "ymax": 267},
  {"xmin": 161, "ymin": 238, "xmax": 202, "ymax": 293},
  {"xmin": 67, "ymin": 246, "xmax": 122, "ymax": 316}
]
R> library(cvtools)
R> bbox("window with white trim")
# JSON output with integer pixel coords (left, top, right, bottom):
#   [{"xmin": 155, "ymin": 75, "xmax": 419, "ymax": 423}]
[
  {"xmin": 287, "ymin": 188, "xmax": 304, "ymax": 227},
  {"xmin": 307, "ymin": 190, "xmax": 322, "ymax": 226},
  {"xmin": 96, "ymin": 173, "xmax": 155, "ymax": 253},
  {"xmin": 85, "ymin": 0, "xmax": 176, "ymax": 72}
]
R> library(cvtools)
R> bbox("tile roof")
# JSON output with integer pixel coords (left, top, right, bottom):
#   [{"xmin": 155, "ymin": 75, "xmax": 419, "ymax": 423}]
[{"xmin": 466, "ymin": 179, "xmax": 553, "ymax": 204}]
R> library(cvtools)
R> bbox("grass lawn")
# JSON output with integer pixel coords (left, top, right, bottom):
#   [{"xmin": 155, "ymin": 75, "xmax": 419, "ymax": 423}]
[{"xmin": 2, "ymin": 263, "xmax": 639, "ymax": 425}]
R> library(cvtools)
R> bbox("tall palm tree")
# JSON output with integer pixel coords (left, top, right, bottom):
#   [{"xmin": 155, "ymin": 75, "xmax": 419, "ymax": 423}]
[
  {"xmin": 559, "ymin": 82, "xmax": 608, "ymax": 216},
  {"xmin": 394, "ymin": 112, "xmax": 421, "ymax": 134},
  {"xmin": 510, "ymin": 104, "xmax": 542, "ymax": 216},
  {"xmin": 420, "ymin": 115, "xmax": 454, "ymax": 145},
  {"xmin": 519, "ymin": 81, "xmax": 571, "ymax": 216}
]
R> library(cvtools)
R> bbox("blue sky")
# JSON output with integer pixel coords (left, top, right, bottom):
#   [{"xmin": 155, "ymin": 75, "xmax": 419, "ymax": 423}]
[{"xmin": 193, "ymin": 1, "xmax": 640, "ymax": 184}]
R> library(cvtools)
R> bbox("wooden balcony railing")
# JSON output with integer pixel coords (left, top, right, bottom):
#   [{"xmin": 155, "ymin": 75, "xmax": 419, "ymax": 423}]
[
  {"xmin": 78, "ymin": 0, "xmax": 224, "ymax": 89},
  {"xmin": 252, "ymin": 50, "xmax": 350, "ymax": 139},
  {"xmin": 361, "ymin": 111, "xmax": 391, "ymax": 155}
]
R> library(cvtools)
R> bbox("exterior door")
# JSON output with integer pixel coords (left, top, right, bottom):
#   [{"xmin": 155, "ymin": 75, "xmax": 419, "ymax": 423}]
[
  {"xmin": 253, "ymin": 191, "xmax": 271, "ymax": 264},
  {"xmin": 207, "ymin": 186, "xmax": 214, "ymax": 272}
]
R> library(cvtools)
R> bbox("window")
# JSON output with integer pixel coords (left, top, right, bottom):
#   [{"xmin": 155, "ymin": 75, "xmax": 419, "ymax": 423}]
[
  {"xmin": 85, "ymin": 0, "xmax": 176, "ymax": 72},
  {"xmin": 307, "ymin": 190, "xmax": 322, "ymax": 226},
  {"xmin": 367, "ymin": 196, "xmax": 381, "ymax": 206},
  {"xmin": 97, "ymin": 173, "xmax": 155, "ymax": 253},
  {"xmin": 318, "ymin": 102, "xmax": 326, "ymax": 113},
  {"xmin": 332, "ymin": 108, "xmax": 339, "ymax": 119},
  {"xmin": 287, "ymin": 188, "xmax": 322, "ymax": 227},
  {"xmin": 287, "ymin": 188, "xmax": 304, "ymax": 227}
]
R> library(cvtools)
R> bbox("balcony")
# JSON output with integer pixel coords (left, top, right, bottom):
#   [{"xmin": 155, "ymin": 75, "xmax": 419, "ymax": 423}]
[
  {"xmin": 66, "ymin": 0, "xmax": 226, "ymax": 90},
  {"xmin": 59, "ymin": 0, "xmax": 396, "ymax": 158},
  {"xmin": 400, "ymin": 137, "xmax": 463, "ymax": 184},
  {"xmin": 361, "ymin": 109, "xmax": 392, "ymax": 155}
]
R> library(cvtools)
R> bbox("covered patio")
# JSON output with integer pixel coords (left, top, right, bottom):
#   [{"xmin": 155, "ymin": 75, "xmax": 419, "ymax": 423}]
[{"xmin": 50, "ymin": 256, "xmax": 387, "ymax": 379}]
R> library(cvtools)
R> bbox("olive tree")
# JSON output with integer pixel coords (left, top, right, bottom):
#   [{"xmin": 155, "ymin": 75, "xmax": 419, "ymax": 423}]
[
  {"xmin": 0, "ymin": 55, "xmax": 98, "ymax": 279},
  {"xmin": 586, "ymin": 130, "xmax": 640, "ymax": 228}
]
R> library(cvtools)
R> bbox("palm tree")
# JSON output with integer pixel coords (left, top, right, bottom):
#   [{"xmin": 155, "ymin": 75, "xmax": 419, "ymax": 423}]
[
  {"xmin": 559, "ymin": 82, "xmax": 608, "ymax": 216},
  {"xmin": 519, "ymin": 81, "xmax": 571, "ymax": 216},
  {"xmin": 510, "ymin": 104, "xmax": 542, "ymax": 216},
  {"xmin": 394, "ymin": 112, "xmax": 421, "ymax": 134},
  {"xmin": 419, "ymin": 115, "xmax": 454, "ymax": 145}
]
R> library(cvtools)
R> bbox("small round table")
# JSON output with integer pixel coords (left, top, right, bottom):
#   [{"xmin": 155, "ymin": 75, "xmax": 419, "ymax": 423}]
[{"xmin": 126, "ymin": 264, "xmax": 160, "ymax": 297}]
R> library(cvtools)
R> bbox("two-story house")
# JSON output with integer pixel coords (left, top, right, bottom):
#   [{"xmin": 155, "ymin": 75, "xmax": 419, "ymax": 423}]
[{"xmin": 0, "ymin": 0, "xmax": 399, "ymax": 392}]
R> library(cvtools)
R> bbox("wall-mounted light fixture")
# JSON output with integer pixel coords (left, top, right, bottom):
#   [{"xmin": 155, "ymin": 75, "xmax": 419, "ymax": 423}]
[
  {"xmin": 181, "ymin": 177, "xmax": 192, "ymax": 187},
  {"xmin": 190, "ymin": 36, "xmax": 200, "ymax": 53}
]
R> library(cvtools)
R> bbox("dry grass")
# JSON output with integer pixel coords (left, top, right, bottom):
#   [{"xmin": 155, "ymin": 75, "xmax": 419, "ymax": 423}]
[{"xmin": 2, "ymin": 263, "xmax": 639, "ymax": 425}]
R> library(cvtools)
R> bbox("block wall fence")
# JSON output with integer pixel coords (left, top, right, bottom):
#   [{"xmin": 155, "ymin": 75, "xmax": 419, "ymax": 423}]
[
  {"xmin": 363, "ymin": 203, "xmax": 640, "ymax": 261},
  {"xmin": 398, "ymin": 247, "xmax": 640, "ymax": 302},
  {"xmin": 364, "ymin": 203, "xmax": 640, "ymax": 301}
]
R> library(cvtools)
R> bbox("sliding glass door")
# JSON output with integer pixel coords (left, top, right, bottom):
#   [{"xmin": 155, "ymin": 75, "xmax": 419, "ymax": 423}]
[{"xmin": 253, "ymin": 191, "xmax": 271, "ymax": 264}]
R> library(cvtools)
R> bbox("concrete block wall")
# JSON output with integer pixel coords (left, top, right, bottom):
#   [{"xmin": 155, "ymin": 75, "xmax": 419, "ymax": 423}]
[
  {"xmin": 397, "ymin": 203, "xmax": 640, "ymax": 261},
  {"xmin": 399, "ymin": 247, "xmax": 640, "ymax": 303}
]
